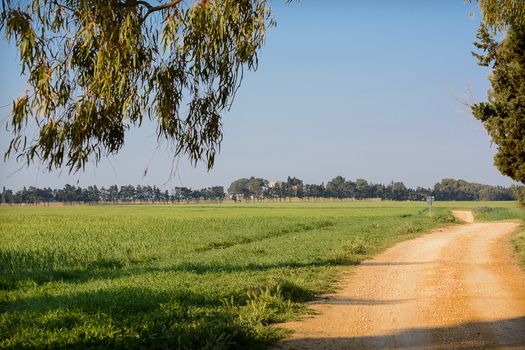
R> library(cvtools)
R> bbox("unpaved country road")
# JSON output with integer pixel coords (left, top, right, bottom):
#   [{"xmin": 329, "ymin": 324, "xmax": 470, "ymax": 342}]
[
  {"xmin": 451, "ymin": 211, "xmax": 475, "ymax": 224},
  {"xmin": 275, "ymin": 212, "xmax": 525, "ymax": 349}
]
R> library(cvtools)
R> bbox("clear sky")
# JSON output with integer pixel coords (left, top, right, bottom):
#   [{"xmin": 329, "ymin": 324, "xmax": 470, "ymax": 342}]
[{"xmin": 0, "ymin": 1, "xmax": 516, "ymax": 191}]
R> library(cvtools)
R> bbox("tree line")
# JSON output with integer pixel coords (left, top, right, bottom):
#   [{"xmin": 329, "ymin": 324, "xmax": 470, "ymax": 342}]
[
  {"xmin": 0, "ymin": 184, "xmax": 226, "ymax": 204},
  {"xmin": 228, "ymin": 177, "xmax": 516, "ymax": 202},
  {"xmin": 1, "ymin": 177, "xmax": 517, "ymax": 205}
]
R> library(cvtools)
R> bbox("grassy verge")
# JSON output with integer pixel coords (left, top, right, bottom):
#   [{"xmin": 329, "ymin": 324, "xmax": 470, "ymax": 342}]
[
  {"xmin": 511, "ymin": 227, "xmax": 525, "ymax": 267},
  {"xmin": 433, "ymin": 201, "xmax": 524, "ymax": 222},
  {"xmin": 471, "ymin": 206, "xmax": 525, "ymax": 222}
]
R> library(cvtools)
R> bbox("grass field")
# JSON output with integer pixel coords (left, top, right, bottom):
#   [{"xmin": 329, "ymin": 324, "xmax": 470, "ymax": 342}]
[{"xmin": 1, "ymin": 201, "xmax": 523, "ymax": 349}]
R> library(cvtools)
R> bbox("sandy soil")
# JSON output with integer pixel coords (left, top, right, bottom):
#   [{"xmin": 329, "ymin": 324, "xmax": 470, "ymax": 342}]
[
  {"xmin": 451, "ymin": 211, "xmax": 475, "ymax": 223},
  {"xmin": 275, "ymin": 211, "xmax": 525, "ymax": 349}
]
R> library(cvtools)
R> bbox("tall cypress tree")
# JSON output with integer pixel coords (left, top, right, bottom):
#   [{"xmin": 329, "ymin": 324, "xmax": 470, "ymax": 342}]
[{"xmin": 471, "ymin": 23, "xmax": 525, "ymax": 202}]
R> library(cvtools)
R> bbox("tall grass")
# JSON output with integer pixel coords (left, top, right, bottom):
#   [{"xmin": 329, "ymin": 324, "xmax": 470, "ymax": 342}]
[{"xmin": 0, "ymin": 201, "xmax": 519, "ymax": 349}]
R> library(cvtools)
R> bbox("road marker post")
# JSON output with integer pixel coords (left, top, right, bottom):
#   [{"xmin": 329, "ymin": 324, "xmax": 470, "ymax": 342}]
[{"xmin": 426, "ymin": 195, "xmax": 434, "ymax": 217}]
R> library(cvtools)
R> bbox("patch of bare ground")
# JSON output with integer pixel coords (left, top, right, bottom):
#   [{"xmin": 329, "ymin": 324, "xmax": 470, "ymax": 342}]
[{"xmin": 452, "ymin": 210, "xmax": 475, "ymax": 223}]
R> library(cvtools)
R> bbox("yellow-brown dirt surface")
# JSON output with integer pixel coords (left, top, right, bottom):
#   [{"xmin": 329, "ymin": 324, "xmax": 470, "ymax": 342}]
[{"xmin": 275, "ymin": 212, "xmax": 525, "ymax": 349}]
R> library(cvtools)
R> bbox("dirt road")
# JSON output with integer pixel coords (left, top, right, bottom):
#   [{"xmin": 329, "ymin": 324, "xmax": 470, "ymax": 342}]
[
  {"xmin": 451, "ymin": 211, "xmax": 475, "ymax": 224},
  {"xmin": 276, "ymin": 212, "xmax": 525, "ymax": 349}
]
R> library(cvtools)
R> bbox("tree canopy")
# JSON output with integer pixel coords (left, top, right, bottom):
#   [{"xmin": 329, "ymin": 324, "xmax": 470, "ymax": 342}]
[
  {"xmin": 471, "ymin": 1, "xmax": 525, "ymax": 188},
  {"xmin": 471, "ymin": 24, "xmax": 525, "ymax": 184},
  {"xmin": 1, "ymin": 0, "xmax": 279, "ymax": 172},
  {"xmin": 475, "ymin": 0, "xmax": 525, "ymax": 29}
]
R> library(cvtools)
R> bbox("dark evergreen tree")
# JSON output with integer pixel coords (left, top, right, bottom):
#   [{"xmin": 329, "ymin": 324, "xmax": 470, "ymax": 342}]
[{"xmin": 471, "ymin": 21, "xmax": 525, "ymax": 204}]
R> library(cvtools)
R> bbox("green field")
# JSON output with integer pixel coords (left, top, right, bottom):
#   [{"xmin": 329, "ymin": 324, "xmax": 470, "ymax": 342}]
[{"xmin": 1, "ymin": 201, "xmax": 523, "ymax": 349}]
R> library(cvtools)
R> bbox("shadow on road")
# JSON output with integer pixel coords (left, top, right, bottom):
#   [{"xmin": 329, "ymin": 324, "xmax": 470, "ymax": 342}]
[
  {"xmin": 310, "ymin": 297, "xmax": 412, "ymax": 306},
  {"xmin": 359, "ymin": 261, "xmax": 434, "ymax": 266},
  {"xmin": 277, "ymin": 316, "xmax": 525, "ymax": 349}
]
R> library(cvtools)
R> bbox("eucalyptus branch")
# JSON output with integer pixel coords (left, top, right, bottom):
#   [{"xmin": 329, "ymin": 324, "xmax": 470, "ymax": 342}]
[
  {"xmin": 120, "ymin": 0, "xmax": 184, "ymax": 18},
  {"xmin": 2, "ymin": 0, "xmax": 275, "ymax": 172}
]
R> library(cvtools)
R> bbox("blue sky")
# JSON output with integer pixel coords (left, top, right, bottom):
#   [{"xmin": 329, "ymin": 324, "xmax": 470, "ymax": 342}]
[{"xmin": 0, "ymin": 1, "xmax": 515, "ymax": 191}]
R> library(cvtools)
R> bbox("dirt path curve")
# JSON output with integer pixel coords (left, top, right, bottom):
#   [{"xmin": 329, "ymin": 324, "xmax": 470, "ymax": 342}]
[
  {"xmin": 451, "ymin": 211, "xmax": 475, "ymax": 223},
  {"xmin": 275, "ymin": 212, "xmax": 525, "ymax": 349}
]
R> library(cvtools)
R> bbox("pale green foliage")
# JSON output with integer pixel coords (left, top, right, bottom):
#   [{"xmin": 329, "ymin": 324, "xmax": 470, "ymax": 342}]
[
  {"xmin": 512, "ymin": 186, "xmax": 525, "ymax": 206},
  {"xmin": 476, "ymin": 0, "xmax": 525, "ymax": 29},
  {"xmin": 0, "ymin": 0, "xmax": 275, "ymax": 171},
  {"xmin": 511, "ymin": 226, "xmax": 525, "ymax": 267}
]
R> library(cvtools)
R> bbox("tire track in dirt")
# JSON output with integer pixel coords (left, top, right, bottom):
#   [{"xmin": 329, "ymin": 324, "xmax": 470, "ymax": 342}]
[{"xmin": 274, "ymin": 212, "xmax": 525, "ymax": 349}]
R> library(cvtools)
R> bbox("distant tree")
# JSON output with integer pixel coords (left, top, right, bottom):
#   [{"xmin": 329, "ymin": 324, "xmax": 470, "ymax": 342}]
[
  {"xmin": 181, "ymin": 187, "xmax": 196, "ymax": 201},
  {"xmin": 56, "ymin": 184, "xmax": 80, "ymax": 203},
  {"xmin": 266, "ymin": 181, "xmax": 286, "ymax": 201},
  {"xmin": 197, "ymin": 186, "xmax": 225, "ymax": 201},
  {"xmin": 108, "ymin": 185, "xmax": 119, "ymax": 202},
  {"xmin": 13, "ymin": 187, "xmax": 25, "ymax": 203},
  {"xmin": 172, "ymin": 186, "xmax": 195, "ymax": 201},
  {"xmin": 247, "ymin": 177, "xmax": 268, "ymax": 199},
  {"xmin": 385, "ymin": 181, "xmax": 409, "ymax": 201},
  {"xmin": 152, "ymin": 186, "xmax": 162, "ymax": 201},
  {"xmin": 144, "ymin": 185, "xmax": 155, "ymax": 201},
  {"xmin": 341, "ymin": 180, "xmax": 356, "ymax": 199},
  {"xmin": 34, "ymin": 187, "xmax": 54, "ymax": 203},
  {"xmin": 432, "ymin": 178, "xmax": 514, "ymax": 201},
  {"xmin": 119, "ymin": 185, "xmax": 136, "ymax": 202},
  {"xmin": 99, "ymin": 187, "xmax": 109, "ymax": 202},
  {"xmin": 304, "ymin": 183, "xmax": 326, "ymax": 199},
  {"xmin": 228, "ymin": 178, "xmax": 250, "ymax": 199},
  {"xmin": 4, "ymin": 189, "xmax": 14, "ymax": 203},
  {"xmin": 26, "ymin": 186, "xmax": 39, "ymax": 203},
  {"xmin": 413, "ymin": 187, "xmax": 431, "ymax": 201},
  {"xmin": 209, "ymin": 186, "xmax": 226, "ymax": 201},
  {"xmin": 286, "ymin": 176, "xmax": 303, "ymax": 198},
  {"xmin": 355, "ymin": 179, "xmax": 369, "ymax": 199},
  {"xmin": 369, "ymin": 183, "xmax": 386, "ymax": 199},
  {"xmin": 475, "ymin": 184, "xmax": 510, "ymax": 201},
  {"xmin": 84, "ymin": 185, "xmax": 101, "ymax": 203},
  {"xmin": 326, "ymin": 176, "xmax": 346, "ymax": 199},
  {"xmin": 434, "ymin": 179, "xmax": 472, "ymax": 201}
]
